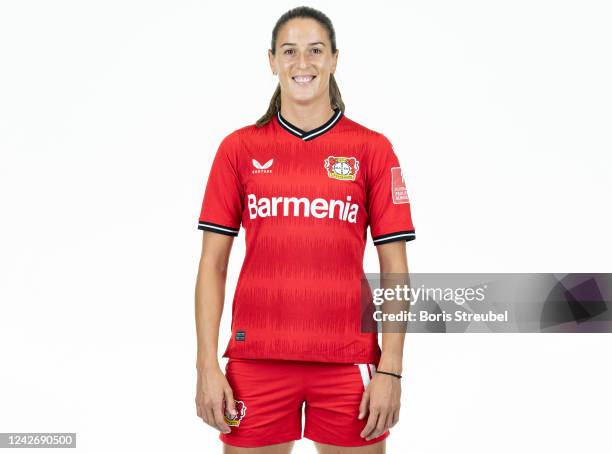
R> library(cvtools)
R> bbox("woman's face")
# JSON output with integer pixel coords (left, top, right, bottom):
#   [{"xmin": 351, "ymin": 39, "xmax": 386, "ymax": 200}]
[{"xmin": 268, "ymin": 18, "xmax": 338, "ymax": 106}]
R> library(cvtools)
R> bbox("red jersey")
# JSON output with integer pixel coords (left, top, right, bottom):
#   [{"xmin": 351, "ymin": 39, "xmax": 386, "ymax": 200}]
[{"xmin": 197, "ymin": 108, "xmax": 415, "ymax": 364}]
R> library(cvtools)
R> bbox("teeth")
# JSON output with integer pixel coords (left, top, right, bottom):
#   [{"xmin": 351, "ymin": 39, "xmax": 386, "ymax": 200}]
[{"xmin": 293, "ymin": 76, "xmax": 314, "ymax": 83}]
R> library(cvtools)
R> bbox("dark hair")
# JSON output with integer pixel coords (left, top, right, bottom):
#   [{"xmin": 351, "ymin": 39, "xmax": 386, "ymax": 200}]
[{"xmin": 255, "ymin": 6, "xmax": 345, "ymax": 127}]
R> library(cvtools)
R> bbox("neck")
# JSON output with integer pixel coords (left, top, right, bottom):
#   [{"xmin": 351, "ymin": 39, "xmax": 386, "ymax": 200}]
[{"xmin": 278, "ymin": 96, "xmax": 336, "ymax": 132}]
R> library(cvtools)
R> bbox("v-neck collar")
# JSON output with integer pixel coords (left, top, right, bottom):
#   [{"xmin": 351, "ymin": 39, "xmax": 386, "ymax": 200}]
[{"xmin": 276, "ymin": 107, "xmax": 343, "ymax": 141}]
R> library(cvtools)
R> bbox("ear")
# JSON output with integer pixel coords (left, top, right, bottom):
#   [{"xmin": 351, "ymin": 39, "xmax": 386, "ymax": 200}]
[
  {"xmin": 331, "ymin": 49, "xmax": 339, "ymax": 74},
  {"xmin": 268, "ymin": 49, "xmax": 277, "ymax": 75}
]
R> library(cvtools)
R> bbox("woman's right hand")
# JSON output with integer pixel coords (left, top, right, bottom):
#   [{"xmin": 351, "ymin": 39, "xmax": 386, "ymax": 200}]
[{"xmin": 195, "ymin": 364, "xmax": 236, "ymax": 434}]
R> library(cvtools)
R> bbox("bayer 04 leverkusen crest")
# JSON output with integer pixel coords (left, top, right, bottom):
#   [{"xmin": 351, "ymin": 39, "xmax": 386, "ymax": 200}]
[{"xmin": 324, "ymin": 156, "xmax": 360, "ymax": 181}]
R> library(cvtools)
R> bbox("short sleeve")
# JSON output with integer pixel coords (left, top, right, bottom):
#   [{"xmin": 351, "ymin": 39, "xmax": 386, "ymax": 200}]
[
  {"xmin": 367, "ymin": 134, "xmax": 416, "ymax": 245},
  {"xmin": 197, "ymin": 133, "xmax": 243, "ymax": 236}
]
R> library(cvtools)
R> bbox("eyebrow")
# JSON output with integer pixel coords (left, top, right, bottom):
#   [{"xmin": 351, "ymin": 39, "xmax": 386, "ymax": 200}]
[{"xmin": 280, "ymin": 42, "xmax": 326, "ymax": 47}]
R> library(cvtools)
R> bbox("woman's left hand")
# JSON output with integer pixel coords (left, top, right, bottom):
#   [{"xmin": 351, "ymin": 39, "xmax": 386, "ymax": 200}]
[{"xmin": 358, "ymin": 372, "xmax": 401, "ymax": 440}]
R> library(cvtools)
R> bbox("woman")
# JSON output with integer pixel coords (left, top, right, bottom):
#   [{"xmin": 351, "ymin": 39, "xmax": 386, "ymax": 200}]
[{"xmin": 195, "ymin": 6, "xmax": 415, "ymax": 453}]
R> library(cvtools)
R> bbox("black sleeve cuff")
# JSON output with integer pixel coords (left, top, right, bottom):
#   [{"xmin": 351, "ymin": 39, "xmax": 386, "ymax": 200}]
[
  {"xmin": 197, "ymin": 221, "xmax": 239, "ymax": 237},
  {"xmin": 372, "ymin": 230, "xmax": 415, "ymax": 245}
]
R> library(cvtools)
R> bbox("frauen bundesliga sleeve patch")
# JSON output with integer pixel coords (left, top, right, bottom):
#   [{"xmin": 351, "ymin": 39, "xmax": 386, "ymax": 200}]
[{"xmin": 391, "ymin": 167, "xmax": 410, "ymax": 204}]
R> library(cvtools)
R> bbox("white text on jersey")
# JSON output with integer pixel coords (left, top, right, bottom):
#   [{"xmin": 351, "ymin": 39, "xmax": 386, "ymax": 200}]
[{"xmin": 247, "ymin": 194, "xmax": 359, "ymax": 223}]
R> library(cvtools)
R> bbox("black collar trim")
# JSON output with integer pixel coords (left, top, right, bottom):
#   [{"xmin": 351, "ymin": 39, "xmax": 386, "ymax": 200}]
[{"xmin": 276, "ymin": 107, "xmax": 343, "ymax": 141}]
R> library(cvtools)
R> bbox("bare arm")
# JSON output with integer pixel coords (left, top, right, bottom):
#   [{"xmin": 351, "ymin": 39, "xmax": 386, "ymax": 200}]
[
  {"xmin": 359, "ymin": 240, "xmax": 409, "ymax": 441},
  {"xmin": 195, "ymin": 231, "xmax": 233, "ymax": 371},
  {"xmin": 194, "ymin": 231, "xmax": 236, "ymax": 434},
  {"xmin": 377, "ymin": 240, "xmax": 409, "ymax": 376}
]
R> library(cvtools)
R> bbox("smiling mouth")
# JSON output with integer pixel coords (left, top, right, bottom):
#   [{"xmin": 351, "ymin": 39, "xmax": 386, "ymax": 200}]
[{"xmin": 292, "ymin": 75, "xmax": 316, "ymax": 85}]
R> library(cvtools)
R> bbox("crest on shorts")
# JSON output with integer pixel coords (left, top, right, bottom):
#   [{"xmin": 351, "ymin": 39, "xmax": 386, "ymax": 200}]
[
  {"xmin": 224, "ymin": 400, "xmax": 247, "ymax": 426},
  {"xmin": 324, "ymin": 156, "xmax": 359, "ymax": 181}
]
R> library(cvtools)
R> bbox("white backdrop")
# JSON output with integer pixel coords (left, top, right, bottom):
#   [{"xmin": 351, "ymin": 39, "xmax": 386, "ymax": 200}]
[{"xmin": 1, "ymin": 1, "xmax": 611, "ymax": 453}]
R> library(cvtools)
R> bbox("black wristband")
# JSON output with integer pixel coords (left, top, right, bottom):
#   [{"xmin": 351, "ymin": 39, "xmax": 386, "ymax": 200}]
[{"xmin": 376, "ymin": 370, "xmax": 402, "ymax": 379}]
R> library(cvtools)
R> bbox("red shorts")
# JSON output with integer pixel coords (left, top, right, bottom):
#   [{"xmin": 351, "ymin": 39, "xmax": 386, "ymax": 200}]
[{"xmin": 220, "ymin": 358, "xmax": 390, "ymax": 448}]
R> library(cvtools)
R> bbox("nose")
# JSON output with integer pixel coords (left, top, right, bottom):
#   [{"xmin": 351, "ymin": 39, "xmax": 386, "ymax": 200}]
[{"xmin": 297, "ymin": 51, "xmax": 308, "ymax": 69}]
